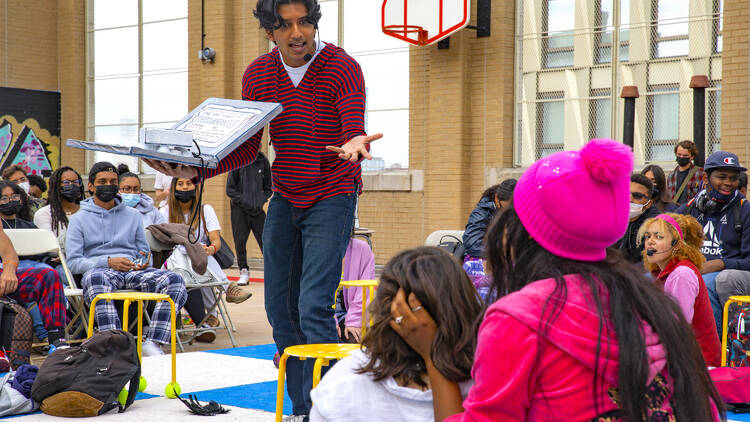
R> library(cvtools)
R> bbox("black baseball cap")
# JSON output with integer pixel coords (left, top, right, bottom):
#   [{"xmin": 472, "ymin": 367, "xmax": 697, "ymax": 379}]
[{"xmin": 88, "ymin": 161, "xmax": 118, "ymax": 183}]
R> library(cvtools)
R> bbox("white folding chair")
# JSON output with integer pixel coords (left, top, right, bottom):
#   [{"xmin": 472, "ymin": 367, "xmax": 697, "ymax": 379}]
[
  {"xmin": 4, "ymin": 228, "xmax": 89, "ymax": 341},
  {"xmin": 145, "ymin": 230, "xmax": 237, "ymax": 351}
]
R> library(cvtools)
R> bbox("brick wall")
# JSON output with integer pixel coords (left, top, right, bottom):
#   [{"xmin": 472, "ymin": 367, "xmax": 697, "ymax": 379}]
[{"xmin": 721, "ymin": 0, "xmax": 750, "ymax": 164}]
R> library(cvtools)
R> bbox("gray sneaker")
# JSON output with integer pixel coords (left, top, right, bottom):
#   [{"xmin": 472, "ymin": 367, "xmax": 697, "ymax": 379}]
[{"xmin": 281, "ymin": 415, "xmax": 306, "ymax": 422}]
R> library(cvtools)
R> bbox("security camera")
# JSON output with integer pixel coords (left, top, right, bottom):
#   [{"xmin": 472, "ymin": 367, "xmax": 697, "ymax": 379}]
[{"xmin": 198, "ymin": 47, "xmax": 216, "ymax": 62}]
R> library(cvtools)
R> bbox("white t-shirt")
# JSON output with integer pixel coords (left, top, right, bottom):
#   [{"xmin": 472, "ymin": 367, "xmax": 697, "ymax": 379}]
[
  {"xmin": 281, "ymin": 40, "xmax": 325, "ymax": 87},
  {"xmin": 154, "ymin": 172, "xmax": 173, "ymax": 208},
  {"xmin": 34, "ymin": 204, "xmax": 74, "ymax": 255},
  {"xmin": 159, "ymin": 203, "xmax": 220, "ymax": 245},
  {"xmin": 310, "ymin": 349, "xmax": 472, "ymax": 422}
]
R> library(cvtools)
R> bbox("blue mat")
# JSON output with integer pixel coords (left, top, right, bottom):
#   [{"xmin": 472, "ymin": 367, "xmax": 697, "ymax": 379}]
[
  {"xmin": 204, "ymin": 343, "xmax": 277, "ymax": 360},
  {"xmin": 190, "ymin": 380, "xmax": 291, "ymax": 414},
  {"xmin": 730, "ymin": 411, "xmax": 750, "ymax": 421}
]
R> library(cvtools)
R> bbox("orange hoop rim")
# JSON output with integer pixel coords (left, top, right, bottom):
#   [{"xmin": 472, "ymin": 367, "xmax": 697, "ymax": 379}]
[{"xmin": 383, "ymin": 24, "xmax": 425, "ymax": 34}]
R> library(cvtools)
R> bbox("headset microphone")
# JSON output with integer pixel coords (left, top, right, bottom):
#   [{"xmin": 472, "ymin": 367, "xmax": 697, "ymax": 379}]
[
  {"xmin": 303, "ymin": 53, "xmax": 313, "ymax": 62},
  {"xmin": 646, "ymin": 239, "xmax": 678, "ymax": 256}
]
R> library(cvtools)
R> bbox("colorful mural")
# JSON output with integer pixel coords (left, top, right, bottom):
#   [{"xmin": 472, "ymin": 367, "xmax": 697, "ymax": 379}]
[{"xmin": 0, "ymin": 88, "xmax": 61, "ymax": 177}]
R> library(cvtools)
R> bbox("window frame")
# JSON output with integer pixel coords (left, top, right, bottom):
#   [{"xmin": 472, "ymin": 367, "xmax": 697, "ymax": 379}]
[
  {"xmin": 589, "ymin": 88, "xmax": 611, "ymax": 140},
  {"xmin": 536, "ymin": 91, "xmax": 565, "ymax": 159},
  {"xmin": 651, "ymin": 0, "xmax": 690, "ymax": 59},
  {"xmin": 594, "ymin": 0, "xmax": 630, "ymax": 64},
  {"xmin": 542, "ymin": 0, "xmax": 575, "ymax": 69},
  {"xmin": 646, "ymin": 83, "xmax": 680, "ymax": 161}
]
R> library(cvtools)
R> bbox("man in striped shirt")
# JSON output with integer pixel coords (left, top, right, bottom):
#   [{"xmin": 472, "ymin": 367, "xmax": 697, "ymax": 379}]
[{"xmin": 147, "ymin": 0, "xmax": 381, "ymax": 419}]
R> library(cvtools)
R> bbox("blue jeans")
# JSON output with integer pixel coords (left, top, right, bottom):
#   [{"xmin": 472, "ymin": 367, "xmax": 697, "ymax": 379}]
[
  {"xmin": 263, "ymin": 193, "xmax": 356, "ymax": 416},
  {"xmin": 703, "ymin": 272, "xmax": 721, "ymax": 335}
]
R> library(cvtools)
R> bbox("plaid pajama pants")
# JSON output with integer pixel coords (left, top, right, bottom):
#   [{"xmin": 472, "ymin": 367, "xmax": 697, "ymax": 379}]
[
  {"xmin": 5, "ymin": 267, "xmax": 67, "ymax": 329},
  {"xmin": 82, "ymin": 267, "xmax": 187, "ymax": 344}
]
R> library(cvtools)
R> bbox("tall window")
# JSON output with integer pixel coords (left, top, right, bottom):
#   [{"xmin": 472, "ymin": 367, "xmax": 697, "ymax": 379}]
[
  {"xmin": 652, "ymin": 0, "xmax": 689, "ymax": 58},
  {"xmin": 714, "ymin": 0, "xmax": 723, "ymax": 53},
  {"xmin": 87, "ymin": 0, "xmax": 188, "ymax": 172},
  {"xmin": 543, "ymin": 0, "xmax": 575, "ymax": 68},
  {"xmin": 312, "ymin": 0, "xmax": 409, "ymax": 171},
  {"xmin": 536, "ymin": 92, "xmax": 565, "ymax": 158},
  {"xmin": 647, "ymin": 85, "xmax": 680, "ymax": 160},
  {"xmin": 596, "ymin": 0, "xmax": 630, "ymax": 64},
  {"xmin": 589, "ymin": 89, "xmax": 611, "ymax": 139}
]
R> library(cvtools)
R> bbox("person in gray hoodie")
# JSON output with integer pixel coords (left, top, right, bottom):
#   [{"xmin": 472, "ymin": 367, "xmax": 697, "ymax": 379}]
[
  {"xmin": 116, "ymin": 164, "xmax": 166, "ymax": 228},
  {"xmin": 66, "ymin": 162, "xmax": 187, "ymax": 357}
]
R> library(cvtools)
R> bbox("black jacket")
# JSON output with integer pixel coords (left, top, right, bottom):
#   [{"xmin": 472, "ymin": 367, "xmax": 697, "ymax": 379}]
[
  {"xmin": 614, "ymin": 205, "xmax": 660, "ymax": 263},
  {"xmin": 226, "ymin": 152, "xmax": 272, "ymax": 214},
  {"xmin": 462, "ymin": 197, "xmax": 497, "ymax": 258}
]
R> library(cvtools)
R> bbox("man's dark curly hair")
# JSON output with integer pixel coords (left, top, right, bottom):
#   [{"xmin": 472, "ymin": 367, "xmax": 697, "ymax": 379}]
[{"xmin": 253, "ymin": 0, "xmax": 322, "ymax": 31}]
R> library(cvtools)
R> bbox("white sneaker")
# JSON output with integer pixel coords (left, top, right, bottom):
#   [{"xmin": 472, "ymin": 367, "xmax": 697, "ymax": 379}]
[
  {"xmin": 281, "ymin": 415, "xmax": 306, "ymax": 422},
  {"xmin": 141, "ymin": 340, "xmax": 165, "ymax": 357},
  {"xmin": 238, "ymin": 268, "xmax": 250, "ymax": 285}
]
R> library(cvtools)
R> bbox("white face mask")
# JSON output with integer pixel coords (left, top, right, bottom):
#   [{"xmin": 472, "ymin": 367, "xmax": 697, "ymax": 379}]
[
  {"xmin": 18, "ymin": 182, "xmax": 30, "ymax": 194},
  {"xmin": 629, "ymin": 201, "xmax": 650, "ymax": 219}
]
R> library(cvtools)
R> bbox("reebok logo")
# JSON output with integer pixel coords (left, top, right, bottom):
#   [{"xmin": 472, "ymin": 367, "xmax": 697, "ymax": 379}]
[
  {"xmin": 702, "ymin": 220, "xmax": 723, "ymax": 256},
  {"xmin": 721, "ymin": 215, "xmax": 728, "ymax": 225}
]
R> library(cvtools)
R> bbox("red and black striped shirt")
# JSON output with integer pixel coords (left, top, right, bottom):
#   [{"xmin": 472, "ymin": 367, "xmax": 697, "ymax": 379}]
[{"xmin": 204, "ymin": 43, "xmax": 367, "ymax": 208}]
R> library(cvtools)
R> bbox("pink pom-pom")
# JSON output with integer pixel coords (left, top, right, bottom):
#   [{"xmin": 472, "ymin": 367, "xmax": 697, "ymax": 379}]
[{"xmin": 580, "ymin": 138, "xmax": 633, "ymax": 182}]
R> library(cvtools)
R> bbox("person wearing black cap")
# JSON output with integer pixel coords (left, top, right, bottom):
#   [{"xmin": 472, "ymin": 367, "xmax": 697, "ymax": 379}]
[
  {"xmin": 66, "ymin": 162, "xmax": 188, "ymax": 357},
  {"xmin": 677, "ymin": 150, "xmax": 750, "ymax": 334}
]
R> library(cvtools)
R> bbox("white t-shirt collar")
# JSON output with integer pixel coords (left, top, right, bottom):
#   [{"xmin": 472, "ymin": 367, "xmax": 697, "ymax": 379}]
[{"xmin": 280, "ymin": 40, "xmax": 325, "ymax": 87}]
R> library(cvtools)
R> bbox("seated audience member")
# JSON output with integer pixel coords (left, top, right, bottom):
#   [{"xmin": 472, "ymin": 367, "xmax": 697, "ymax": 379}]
[
  {"xmin": 161, "ymin": 177, "xmax": 252, "ymax": 312},
  {"xmin": 677, "ymin": 151, "xmax": 750, "ymax": 335},
  {"xmin": 740, "ymin": 171, "xmax": 748, "ymax": 197},
  {"xmin": 639, "ymin": 213, "xmax": 721, "ymax": 366},
  {"xmin": 335, "ymin": 234, "xmax": 375, "ymax": 343},
  {"xmin": 613, "ymin": 174, "xmax": 659, "ymax": 264},
  {"xmin": 0, "ymin": 181, "xmax": 35, "ymax": 229},
  {"xmin": 390, "ymin": 139, "xmax": 722, "ymax": 421},
  {"xmin": 2, "ymin": 165, "xmax": 44, "ymax": 216},
  {"xmin": 462, "ymin": 179, "xmax": 516, "ymax": 300},
  {"xmin": 310, "ymin": 247, "xmax": 480, "ymax": 421},
  {"xmin": 0, "ymin": 224, "xmax": 68, "ymax": 352},
  {"xmin": 27, "ymin": 174, "xmax": 47, "ymax": 201},
  {"xmin": 66, "ymin": 162, "xmax": 187, "ymax": 357},
  {"xmin": 641, "ymin": 164, "xmax": 677, "ymax": 212},
  {"xmin": 668, "ymin": 140, "xmax": 704, "ymax": 205},
  {"xmin": 117, "ymin": 164, "xmax": 166, "ymax": 228}
]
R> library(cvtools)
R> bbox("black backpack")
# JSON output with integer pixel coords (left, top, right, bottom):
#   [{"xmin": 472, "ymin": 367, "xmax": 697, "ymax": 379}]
[{"xmin": 31, "ymin": 330, "xmax": 141, "ymax": 417}]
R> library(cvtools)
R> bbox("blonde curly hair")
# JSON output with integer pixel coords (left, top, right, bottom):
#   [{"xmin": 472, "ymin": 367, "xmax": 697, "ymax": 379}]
[{"xmin": 637, "ymin": 213, "xmax": 705, "ymax": 273}]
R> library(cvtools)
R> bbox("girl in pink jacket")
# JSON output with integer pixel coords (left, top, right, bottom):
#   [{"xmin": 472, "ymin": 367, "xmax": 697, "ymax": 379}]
[{"xmin": 389, "ymin": 139, "xmax": 724, "ymax": 421}]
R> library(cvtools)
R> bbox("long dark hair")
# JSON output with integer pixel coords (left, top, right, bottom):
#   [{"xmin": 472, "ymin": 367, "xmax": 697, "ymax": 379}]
[
  {"xmin": 642, "ymin": 164, "xmax": 672, "ymax": 211},
  {"xmin": 485, "ymin": 208, "xmax": 724, "ymax": 421},
  {"xmin": 357, "ymin": 247, "xmax": 482, "ymax": 388},
  {"xmin": 0, "ymin": 180, "xmax": 31, "ymax": 221},
  {"xmin": 48, "ymin": 167, "xmax": 84, "ymax": 236}
]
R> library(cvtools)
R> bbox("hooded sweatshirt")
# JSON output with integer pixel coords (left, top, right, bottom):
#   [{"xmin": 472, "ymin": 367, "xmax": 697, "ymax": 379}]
[
  {"xmin": 677, "ymin": 190, "xmax": 750, "ymax": 270},
  {"xmin": 445, "ymin": 275, "xmax": 680, "ymax": 422},
  {"xmin": 462, "ymin": 197, "xmax": 496, "ymax": 258},
  {"xmin": 132, "ymin": 193, "xmax": 166, "ymax": 228},
  {"xmin": 66, "ymin": 196, "xmax": 149, "ymax": 275},
  {"xmin": 339, "ymin": 238, "xmax": 375, "ymax": 329}
]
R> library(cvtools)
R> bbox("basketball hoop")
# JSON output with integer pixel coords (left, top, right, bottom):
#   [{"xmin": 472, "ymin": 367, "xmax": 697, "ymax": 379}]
[{"xmin": 381, "ymin": 0, "xmax": 470, "ymax": 47}]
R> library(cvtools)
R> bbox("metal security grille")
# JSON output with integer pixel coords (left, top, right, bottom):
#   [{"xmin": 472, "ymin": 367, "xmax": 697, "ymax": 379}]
[{"xmin": 514, "ymin": 0, "xmax": 722, "ymax": 167}]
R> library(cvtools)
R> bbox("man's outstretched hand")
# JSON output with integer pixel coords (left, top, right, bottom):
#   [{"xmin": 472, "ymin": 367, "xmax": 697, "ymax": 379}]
[
  {"xmin": 143, "ymin": 159, "xmax": 199, "ymax": 180},
  {"xmin": 326, "ymin": 133, "xmax": 383, "ymax": 163}
]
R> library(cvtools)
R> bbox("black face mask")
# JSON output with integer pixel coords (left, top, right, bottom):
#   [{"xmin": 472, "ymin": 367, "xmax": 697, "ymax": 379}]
[
  {"xmin": 676, "ymin": 156, "xmax": 691, "ymax": 167},
  {"xmin": 94, "ymin": 184, "xmax": 118, "ymax": 203},
  {"xmin": 60, "ymin": 185, "xmax": 81, "ymax": 202},
  {"xmin": 0, "ymin": 200, "xmax": 22, "ymax": 216},
  {"xmin": 174, "ymin": 189, "xmax": 196, "ymax": 203}
]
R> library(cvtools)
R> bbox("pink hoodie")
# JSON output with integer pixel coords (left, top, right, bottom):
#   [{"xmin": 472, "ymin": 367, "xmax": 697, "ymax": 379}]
[
  {"xmin": 341, "ymin": 238, "xmax": 375, "ymax": 328},
  {"xmin": 446, "ymin": 274, "xmax": 681, "ymax": 421}
]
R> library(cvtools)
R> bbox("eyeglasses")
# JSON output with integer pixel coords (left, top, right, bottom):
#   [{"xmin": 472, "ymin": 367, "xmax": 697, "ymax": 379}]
[
  {"xmin": 61, "ymin": 180, "xmax": 81, "ymax": 187},
  {"xmin": 0, "ymin": 194, "xmax": 21, "ymax": 204},
  {"xmin": 120, "ymin": 186, "xmax": 141, "ymax": 194},
  {"xmin": 11, "ymin": 176, "xmax": 28, "ymax": 184},
  {"xmin": 631, "ymin": 192, "xmax": 649, "ymax": 200}
]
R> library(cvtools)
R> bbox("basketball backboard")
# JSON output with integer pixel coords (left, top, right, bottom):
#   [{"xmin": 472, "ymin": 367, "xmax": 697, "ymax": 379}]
[{"xmin": 381, "ymin": 0, "xmax": 470, "ymax": 46}]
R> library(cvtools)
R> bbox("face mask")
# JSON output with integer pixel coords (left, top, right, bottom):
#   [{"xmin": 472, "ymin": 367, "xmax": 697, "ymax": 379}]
[
  {"xmin": 707, "ymin": 187, "xmax": 735, "ymax": 205},
  {"xmin": 60, "ymin": 185, "xmax": 81, "ymax": 202},
  {"xmin": 676, "ymin": 157, "xmax": 691, "ymax": 167},
  {"xmin": 174, "ymin": 189, "xmax": 196, "ymax": 203},
  {"xmin": 0, "ymin": 200, "xmax": 21, "ymax": 216},
  {"xmin": 629, "ymin": 201, "xmax": 648, "ymax": 219},
  {"xmin": 94, "ymin": 184, "xmax": 118, "ymax": 203},
  {"xmin": 121, "ymin": 193, "xmax": 140, "ymax": 207},
  {"xmin": 17, "ymin": 182, "xmax": 30, "ymax": 194}
]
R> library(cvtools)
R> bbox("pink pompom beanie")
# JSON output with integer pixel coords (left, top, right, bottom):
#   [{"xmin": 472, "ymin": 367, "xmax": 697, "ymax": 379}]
[{"xmin": 514, "ymin": 139, "xmax": 634, "ymax": 262}]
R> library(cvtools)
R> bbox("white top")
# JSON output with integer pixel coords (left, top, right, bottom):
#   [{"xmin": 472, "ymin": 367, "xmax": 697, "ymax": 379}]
[
  {"xmin": 159, "ymin": 203, "xmax": 220, "ymax": 245},
  {"xmin": 310, "ymin": 349, "xmax": 472, "ymax": 422},
  {"xmin": 281, "ymin": 40, "xmax": 325, "ymax": 87},
  {"xmin": 153, "ymin": 172, "xmax": 173, "ymax": 207},
  {"xmin": 33, "ymin": 205, "xmax": 72, "ymax": 255}
]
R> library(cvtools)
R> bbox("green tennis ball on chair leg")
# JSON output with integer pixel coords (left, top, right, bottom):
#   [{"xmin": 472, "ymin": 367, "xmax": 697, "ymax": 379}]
[
  {"xmin": 165, "ymin": 382, "xmax": 181, "ymax": 399},
  {"xmin": 139, "ymin": 376, "xmax": 147, "ymax": 392},
  {"xmin": 118, "ymin": 388, "xmax": 128, "ymax": 405}
]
